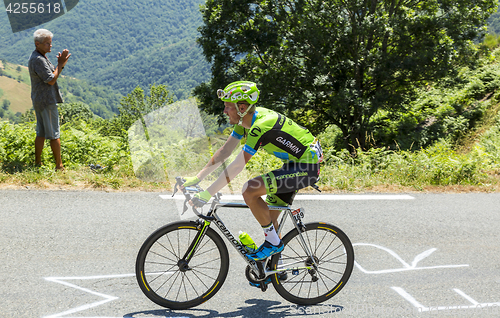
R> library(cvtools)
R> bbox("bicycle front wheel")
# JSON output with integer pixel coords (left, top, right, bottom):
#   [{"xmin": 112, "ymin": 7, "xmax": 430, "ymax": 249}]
[
  {"xmin": 271, "ymin": 222, "xmax": 354, "ymax": 305},
  {"xmin": 136, "ymin": 221, "xmax": 229, "ymax": 309}
]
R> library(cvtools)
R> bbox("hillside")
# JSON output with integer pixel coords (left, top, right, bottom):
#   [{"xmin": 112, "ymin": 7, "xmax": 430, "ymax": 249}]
[
  {"xmin": 0, "ymin": 59, "xmax": 123, "ymax": 120},
  {"xmin": 0, "ymin": 61, "xmax": 31, "ymax": 114},
  {"xmin": 0, "ymin": 0, "xmax": 210, "ymax": 101},
  {"xmin": 487, "ymin": 9, "xmax": 500, "ymax": 34}
]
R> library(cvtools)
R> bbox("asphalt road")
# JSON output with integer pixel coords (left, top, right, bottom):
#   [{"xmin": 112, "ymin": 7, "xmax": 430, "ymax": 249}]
[{"xmin": 1, "ymin": 190, "xmax": 499, "ymax": 318}]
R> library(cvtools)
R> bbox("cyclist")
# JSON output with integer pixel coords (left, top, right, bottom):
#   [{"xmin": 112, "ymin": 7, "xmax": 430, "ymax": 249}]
[{"xmin": 184, "ymin": 81, "xmax": 323, "ymax": 262}]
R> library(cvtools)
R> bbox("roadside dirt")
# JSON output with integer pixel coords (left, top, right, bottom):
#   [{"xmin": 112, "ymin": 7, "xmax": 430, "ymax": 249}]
[{"xmin": 1, "ymin": 181, "xmax": 498, "ymax": 193}]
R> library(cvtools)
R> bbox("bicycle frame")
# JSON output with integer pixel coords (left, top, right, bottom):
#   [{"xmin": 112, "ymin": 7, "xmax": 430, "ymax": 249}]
[{"xmin": 183, "ymin": 194, "xmax": 319, "ymax": 278}]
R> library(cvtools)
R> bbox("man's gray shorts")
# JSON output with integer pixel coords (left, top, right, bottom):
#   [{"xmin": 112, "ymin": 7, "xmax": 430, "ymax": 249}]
[{"xmin": 35, "ymin": 104, "xmax": 60, "ymax": 140}]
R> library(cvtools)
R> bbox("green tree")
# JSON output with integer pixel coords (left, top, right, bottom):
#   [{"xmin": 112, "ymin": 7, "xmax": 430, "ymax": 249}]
[
  {"xmin": 2, "ymin": 99, "xmax": 10, "ymax": 111},
  {"xmin": 118, "ymin": 84, "xmax": 175, "ymax": 134},
  {"xmin": 195, "ymin": 0, "xmax": 497, "ymax": 152}
]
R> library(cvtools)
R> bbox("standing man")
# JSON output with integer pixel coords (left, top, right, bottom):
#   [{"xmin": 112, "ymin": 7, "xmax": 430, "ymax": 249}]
[{"xmin": 28, "ymin": 29, "xmax": 71, "ymax": 171}]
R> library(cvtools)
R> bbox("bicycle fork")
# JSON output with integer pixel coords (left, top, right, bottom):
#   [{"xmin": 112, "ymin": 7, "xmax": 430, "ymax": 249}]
[{"xmin": 178, "ymin": 219, "xmax": 212, "ymax": 271}]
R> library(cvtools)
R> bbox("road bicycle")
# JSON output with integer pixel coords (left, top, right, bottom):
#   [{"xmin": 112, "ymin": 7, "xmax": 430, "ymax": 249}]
[{"xmin": 136, "ymin": 177, "xmax": 354, "ymax": 310}]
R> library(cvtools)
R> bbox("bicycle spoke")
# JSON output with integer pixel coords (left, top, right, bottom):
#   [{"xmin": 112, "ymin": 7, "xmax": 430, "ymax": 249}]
[
  {"xmin": 304, "ymin": 230, "xmax": 314, "ymax": 258},
  {"xmin": 175, "ymin": 273, "xmax": 184, "ymax": 302},
  {"xmin": 315, "ymin": 230, "xmax": 329, "ymax": 257},
  {"xmin": 164, "ymin": 233, "xmax": 181, "ymax": 261},
  {"xmin": 317, "ymin": 268, "xmax": 340, "ymax": 284},
  {"xmin": 319, "ymin": 240, "xmax": 343, "ymax": 262},
  {"xmin": 286, "ymin": 270, "xmax": 309, "ymax": 292},
  {"xmin": 147, "ymin": 264, "xmax": 177, "ymax": 283},
  {"xmin": 190, "ymin": 268, "xmax": 217, "ymax": 287},
  {"xmin": 190, "ymin": 245, "xmax": 219, "ymax": 260},
  {"xmin": 178, "ymin": 274, "xmax": 190, "ymax": 302},
  {"xmin": 183, "ymin": 272, "xmax": 201, "ymax": 298},
  {"xmin": 162, "ymin": 270, "xmax": 181, "ymax": 299},
  {"xmin": 307, "ymin": 273, "xmax": 313, "ymax": 299},
  {"xmin": 318, "ymin": 234, "xmax": 338, "ymax": 260},
  {"xmin": 322, "ymin": 254, "xmax": 347, "ymax": 266},
  {"xmin": 283, "ymin": 239, "xmax": 305, "ymax": 259},
  {"xmin": 318, "ymin": 265, "xmax": 346, "ymax": 276},
  {"xmin": 148, "ymin": 249, "xmax": 178, "ymax": 264},
  {"xmin": 144, "ymin": 259, "xmax": 175, "ymax": 267}
]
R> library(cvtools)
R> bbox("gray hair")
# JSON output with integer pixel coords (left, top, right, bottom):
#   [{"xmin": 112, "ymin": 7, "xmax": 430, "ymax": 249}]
[{"xmin": 33, "ymin": 29, "xmax": 53, "ymax": 43}]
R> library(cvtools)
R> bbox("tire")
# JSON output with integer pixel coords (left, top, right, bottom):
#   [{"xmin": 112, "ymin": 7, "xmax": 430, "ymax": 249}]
[
  {"xmin": 271, "ymin": 222, "xmax": 354, "ymax": 305},
  {"xmin": 136, "ymin": 221, "xmax": 229, "ymax": 309}
]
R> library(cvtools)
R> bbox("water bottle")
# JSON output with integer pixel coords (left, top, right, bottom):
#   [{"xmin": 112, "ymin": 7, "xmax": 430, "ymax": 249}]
[{"xmin": 239, "ymin": 231, "xmax": 257, "ymax": 252}]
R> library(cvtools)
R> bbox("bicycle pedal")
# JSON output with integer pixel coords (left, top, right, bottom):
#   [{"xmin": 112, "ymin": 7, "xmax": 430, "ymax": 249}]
[
  {"xmin": 249, "ymin": 277, "xmax": 271, "ymax": 290},
  {"xmin": 260, "ymin": 282, "xmax": 268, "ymax": 292}
]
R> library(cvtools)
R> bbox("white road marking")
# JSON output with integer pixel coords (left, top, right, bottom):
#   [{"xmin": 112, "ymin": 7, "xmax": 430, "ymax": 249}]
[
  {"xmin": 392, "ymin": 287, "xmax": 500, "ymax": 311},
  {"xmin": 43, "ymin": 274, "xmax": 187, "ymax": 318},
  {"xmin": 160, "ymin": 194, "xmax": 415, "ymax": 201},
  {"xmin": 353, "ymin": 243, "xmax": 469, "ymax": 274}
]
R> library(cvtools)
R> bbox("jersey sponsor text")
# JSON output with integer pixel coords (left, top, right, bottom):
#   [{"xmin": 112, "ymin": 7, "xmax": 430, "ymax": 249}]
[{"xmin": 276, "ymin": 136, "xmax": 302, "ymax": 155}]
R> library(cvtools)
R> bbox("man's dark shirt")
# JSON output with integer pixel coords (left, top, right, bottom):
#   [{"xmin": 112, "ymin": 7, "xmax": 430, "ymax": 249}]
[{"xmin": 28, "ymin": 50, "xmax": 63, "ymax": 110}]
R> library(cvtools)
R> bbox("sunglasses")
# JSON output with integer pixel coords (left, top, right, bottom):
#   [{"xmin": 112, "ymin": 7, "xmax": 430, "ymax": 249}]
[{"xmin": 217, "ymin": 89, "xmax": 227, "ymax": 99}]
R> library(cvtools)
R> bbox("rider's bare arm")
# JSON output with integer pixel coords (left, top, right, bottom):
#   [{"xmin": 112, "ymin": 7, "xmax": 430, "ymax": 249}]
[
  {"xmin": 196, "ymin": 135, "xmax": 241, "ymax": 181},
  {"xmin": 206, "ymin": 149, "xmax": 253, "ymax": 195}
]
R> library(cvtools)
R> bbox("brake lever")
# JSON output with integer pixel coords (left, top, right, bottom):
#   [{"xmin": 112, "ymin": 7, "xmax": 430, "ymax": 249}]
[
  {"xmin": 172, "ymin": 184, "xmax": 179, "ymax": 197},
  {"xmin": 172, "ymin": 177, "xmax": 186, "ymax": 197},
  {"xmin": 172, "ymin": 176, "xmax": 214, "ymax": 220},
  {"xmin": 182, "ymin": 193, "xmax": 191, "ymax": 215}
]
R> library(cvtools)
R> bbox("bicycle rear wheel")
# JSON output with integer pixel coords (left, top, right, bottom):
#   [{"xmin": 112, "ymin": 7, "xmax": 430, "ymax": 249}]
[
  {"xmin": 136, "ymin": 221, "xmax": 229, "ymax": 309},
  {"xmin": 271, "ymin": 222, "xmax": 354, "ymax": 305}
]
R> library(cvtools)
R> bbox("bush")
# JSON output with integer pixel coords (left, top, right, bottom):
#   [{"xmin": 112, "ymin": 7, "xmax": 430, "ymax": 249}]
[
  {"xmin": 0, "ymin": 122, "xmax": 37, "ymax": 172},
  {"xmin": 59, "ymin": 102, "xmax": 96, "ymax": 125},
  {"xmin": 60, "ymin": 120, "xmax": 128, "ymax": 169},
  {"xmin": 317, "ymin": 138, "xmax": 494, "ymax": 191},
  {"xmin": 0, "ymin": 119, "xmax": 129, "ymax": 172}
]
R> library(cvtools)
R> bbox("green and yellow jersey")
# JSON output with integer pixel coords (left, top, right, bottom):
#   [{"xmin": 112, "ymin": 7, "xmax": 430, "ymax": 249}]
[{"xmin": 231, "ymin": 107, "xmax": 322, "ymax": 164}]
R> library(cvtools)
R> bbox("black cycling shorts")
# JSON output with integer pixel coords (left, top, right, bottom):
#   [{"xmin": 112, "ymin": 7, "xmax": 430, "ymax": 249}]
[{"xmin": 262, "ymin": 162, "xmax": 320, "ymax": 206}]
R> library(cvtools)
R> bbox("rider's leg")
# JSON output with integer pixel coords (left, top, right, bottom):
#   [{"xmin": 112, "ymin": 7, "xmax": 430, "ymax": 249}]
[
  {"xmin": 242, "ymin": 177, "xmax": 282, "ymax": 254},
  {"xmin": 242, "ymin": 176, "xmax": 271, "ymax": 226}
]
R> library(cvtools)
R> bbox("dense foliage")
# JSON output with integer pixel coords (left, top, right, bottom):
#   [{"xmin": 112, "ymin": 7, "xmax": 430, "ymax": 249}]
[{"xmin": 195, "ymin": 0, "xmax": 497, "ymax": 153}]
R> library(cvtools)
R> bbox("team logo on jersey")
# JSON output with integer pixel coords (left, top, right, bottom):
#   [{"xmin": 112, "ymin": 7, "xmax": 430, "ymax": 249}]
[
  {"xmin": 250, "ymin": 127, "xmax": 261, "ymax": 137},
  {"xmin": 276, "ymin": 136, "xmax": 301, "ymax": 154}
]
